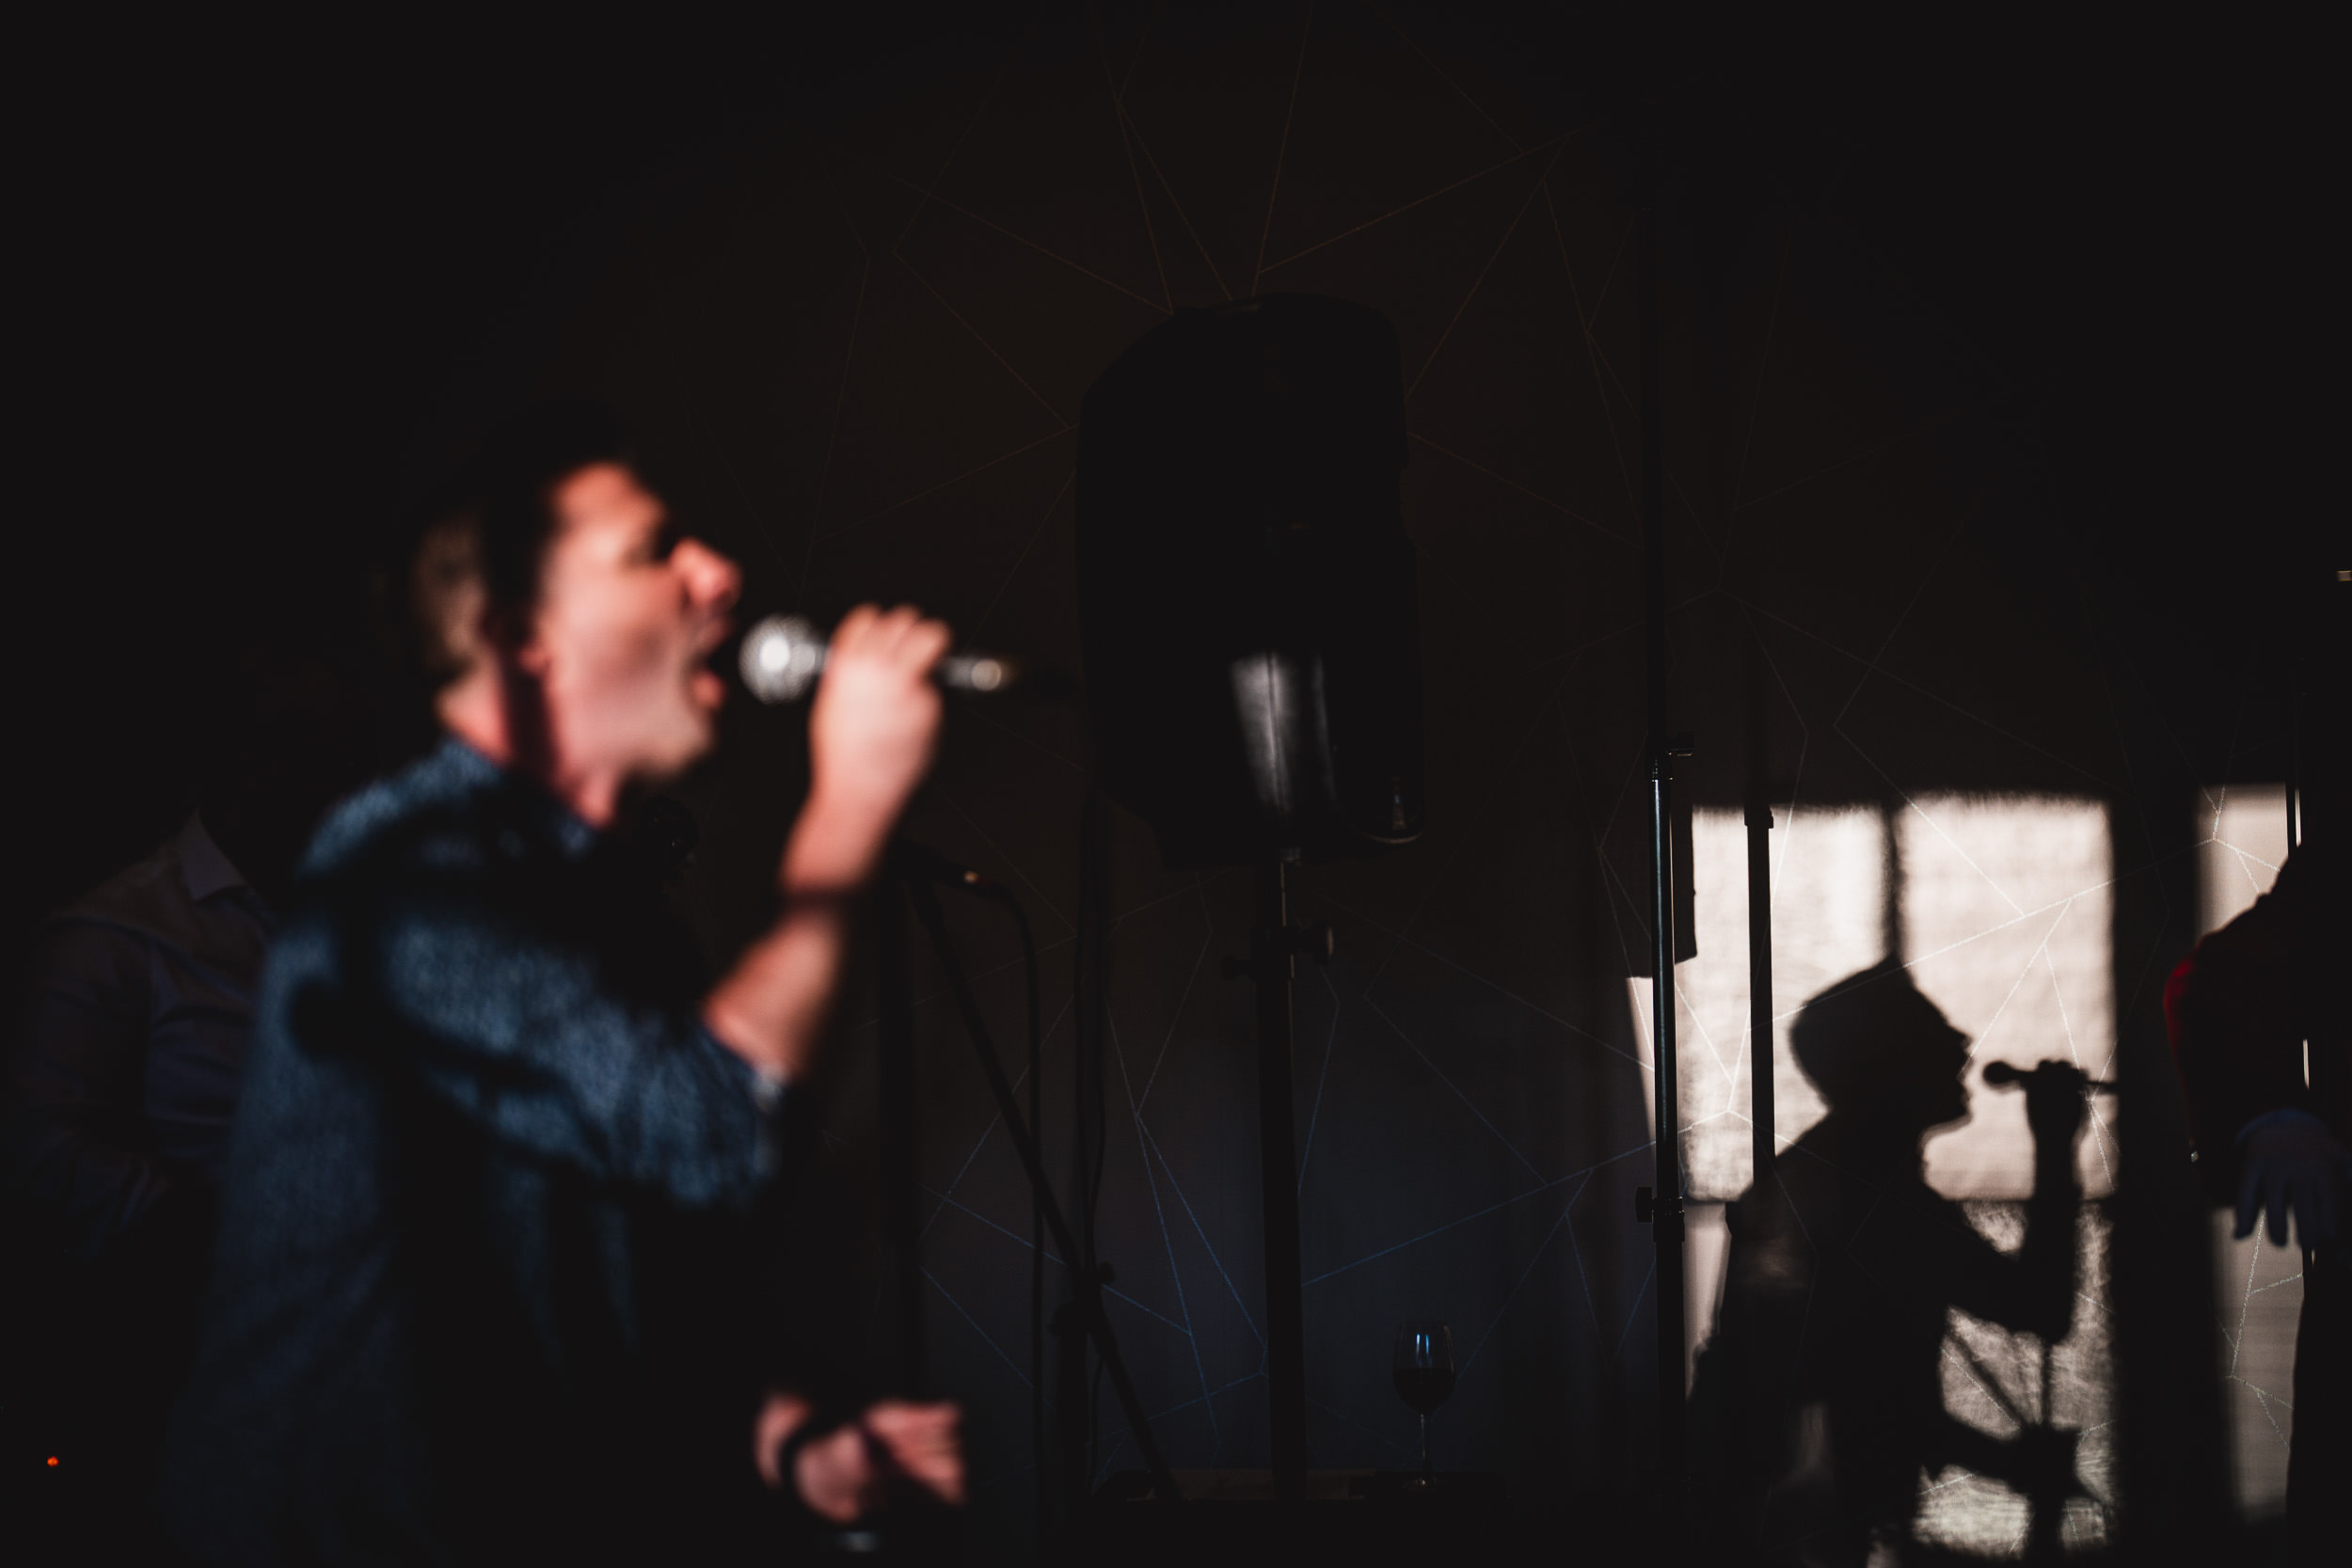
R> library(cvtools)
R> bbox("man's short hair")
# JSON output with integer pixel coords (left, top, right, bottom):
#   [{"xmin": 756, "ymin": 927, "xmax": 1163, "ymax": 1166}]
[
  {"xmin": 409, "ymin": 399, "xmax": 629, "ymax": 684},
  {"xmin": 1788, "ymin": 959, "xmax": 1960, "ymax": 1110}
]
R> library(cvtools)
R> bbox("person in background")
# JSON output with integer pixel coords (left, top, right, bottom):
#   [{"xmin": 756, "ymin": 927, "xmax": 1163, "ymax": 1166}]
[
  {"xmin": 1, "ymin": 640, "xmax": 372, "ymax": 1551},
  {"xmin": 2168, "ymin": 838, "xmax": 2347, "ymax": 1564},
  {"xmin": 161, "ymin": 401, "xmax": 962, "ymax": 1565}
]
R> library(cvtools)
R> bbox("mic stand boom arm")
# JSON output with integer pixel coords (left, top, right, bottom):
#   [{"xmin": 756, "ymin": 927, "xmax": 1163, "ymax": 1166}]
[{"xmin": 899, "ymin": 876, "xmax": 1185, "ymax": 1508}]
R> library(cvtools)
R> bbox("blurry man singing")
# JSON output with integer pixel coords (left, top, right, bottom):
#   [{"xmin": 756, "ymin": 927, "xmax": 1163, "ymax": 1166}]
[{"xmin": 163, "ymin": 403, "xmax": 963, "ymax": 1564}]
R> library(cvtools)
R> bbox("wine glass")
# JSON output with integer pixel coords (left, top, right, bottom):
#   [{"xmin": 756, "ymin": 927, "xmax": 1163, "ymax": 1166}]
[{"xmin": 1392, "ymin": 1322, "xmax": 1455, "ymax": 1488}]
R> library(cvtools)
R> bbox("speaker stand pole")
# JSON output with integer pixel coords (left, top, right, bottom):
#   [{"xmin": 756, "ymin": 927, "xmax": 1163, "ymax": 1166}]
[
  {"xmin": 1251, "ymin": 855, "xmax": 1311, "ymax": 1503},
  {"xmin": 1635, "ymin": 169, "xmax": 1690, "ymax": 1537}
]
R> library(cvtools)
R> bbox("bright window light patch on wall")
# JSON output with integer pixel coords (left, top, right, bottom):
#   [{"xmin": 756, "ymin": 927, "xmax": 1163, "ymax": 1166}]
[
  {"xmin": 2196, "ymin": 783, "xmax": 2296, "ymax": 1524},
  {"xmin": 1669, "ymin": 795, "xmax": 2114, "ymax": 1202}
]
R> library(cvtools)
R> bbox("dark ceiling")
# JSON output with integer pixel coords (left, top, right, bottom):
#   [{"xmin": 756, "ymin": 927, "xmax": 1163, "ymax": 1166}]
[{"xmin": 13, "ymin": 4, "xmax": 2334, "ymax": 932}]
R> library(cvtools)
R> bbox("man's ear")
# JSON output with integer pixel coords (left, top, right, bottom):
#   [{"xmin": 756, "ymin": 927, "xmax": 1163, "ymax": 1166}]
[{"xmin": 413, "ymin": 514, "xmax": 494, "ymax": 682}]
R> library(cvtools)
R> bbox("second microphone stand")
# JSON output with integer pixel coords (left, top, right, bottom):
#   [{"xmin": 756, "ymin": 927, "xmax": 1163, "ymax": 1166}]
[{"xmin": 874, "ymin": 852, "xmax": 1184, "ymax": 1512}]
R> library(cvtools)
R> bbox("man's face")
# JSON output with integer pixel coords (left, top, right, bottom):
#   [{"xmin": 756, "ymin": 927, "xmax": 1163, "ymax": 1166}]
[
  {"xmin": 1929, "ymin": 1024, "xmax": 1973, "ymax": 1130},
  {"xmin": 522, "ymin": 462, "xmax": 740, "ymax": 786}
]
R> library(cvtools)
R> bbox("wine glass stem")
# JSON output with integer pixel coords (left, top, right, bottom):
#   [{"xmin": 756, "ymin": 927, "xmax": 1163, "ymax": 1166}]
[{"xmin": 1420, "ymin": 1413, "xmax": 1431, "ymax": 1481}]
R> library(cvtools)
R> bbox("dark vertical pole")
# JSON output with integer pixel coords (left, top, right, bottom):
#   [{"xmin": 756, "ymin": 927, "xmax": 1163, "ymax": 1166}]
[
  {"xmin": 1746, "ymin": 801, "xmax": 1774, "ymax": 1195},
  {"xmin": 1029, "ymin": 895, "xmax": 1049, "ymax": 1546},
  {"xmin": 876, "ymin": 879, "xmax": 926, "ymax": 1394},
  {"xmin": 2285, "ymin": 632, "xmax": 2303, "ymax": 852},
  {"xmin": 1878, "ymin": 799, "xmax": 1907, "ymax": 964},
  {"xmin": 1255, "ymin": 856, "xmax": 1309, "ymax": 1501},
  {"xmin": 1636, "ymin": 171, "xmax": 1689, "ymax": 1520},
  {"xmin": 1062, "ymin": 791, "xmax": 1108, "ymax": 1510}
]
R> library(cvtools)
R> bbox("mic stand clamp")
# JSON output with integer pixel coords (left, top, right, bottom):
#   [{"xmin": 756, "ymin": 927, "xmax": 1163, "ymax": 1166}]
[{"xmin": 1632, "ymin": 1186, "xmax": 1683, "ymax": 1225}]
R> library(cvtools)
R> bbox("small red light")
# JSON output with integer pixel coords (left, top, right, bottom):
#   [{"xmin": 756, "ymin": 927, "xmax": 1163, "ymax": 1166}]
[{"xmin": 47, "ymin": 1456, "xmax": 59, "ymax": 1466}]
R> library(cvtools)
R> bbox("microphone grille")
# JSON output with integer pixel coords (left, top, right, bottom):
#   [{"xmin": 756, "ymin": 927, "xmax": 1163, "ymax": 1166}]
[{"xmin": 740, "ymin": 615, "xmax": 825, "ymax": 703}]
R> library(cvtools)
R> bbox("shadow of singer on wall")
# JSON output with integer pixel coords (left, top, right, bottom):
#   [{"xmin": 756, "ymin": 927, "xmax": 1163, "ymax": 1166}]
[{"xmin": 1692, "ymin": 960, "xmax": 2092, "ymax": 1565}]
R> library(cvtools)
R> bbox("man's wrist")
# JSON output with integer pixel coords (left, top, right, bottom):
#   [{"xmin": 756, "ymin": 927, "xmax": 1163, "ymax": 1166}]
[
  {"xmin": 783, "ymin": 787, "xmax": 897, "ymax": 895},
  {"xmin": 702, "ymin": 999, "xmax": 788, "ymax": 1080}
]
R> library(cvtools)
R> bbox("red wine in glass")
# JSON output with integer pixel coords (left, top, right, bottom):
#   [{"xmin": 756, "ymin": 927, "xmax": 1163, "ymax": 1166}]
[
  {"xmin": 1393, "ymin": 1323, "xmax": 1454, "ymax": 1486},
  {"xmin": 1392, "ymin": 1365, "xmax": 1456, "ymax": 1414}
]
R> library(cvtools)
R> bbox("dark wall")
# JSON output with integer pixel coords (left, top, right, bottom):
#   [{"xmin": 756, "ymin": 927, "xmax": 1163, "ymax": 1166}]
[{"xmin": 18, "ymin": 5, "xmax": 2336, "ymax": 1561}]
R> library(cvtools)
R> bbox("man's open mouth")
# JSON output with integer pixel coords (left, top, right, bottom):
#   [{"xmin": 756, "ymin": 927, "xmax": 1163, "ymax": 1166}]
[{"xmin": 691, "ymin": 619, "xmax": 735, "ymax": 705}]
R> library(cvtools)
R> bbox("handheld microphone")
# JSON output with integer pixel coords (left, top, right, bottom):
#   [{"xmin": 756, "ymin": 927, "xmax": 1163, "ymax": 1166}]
[
  {"xmin": 1982, "ymin": 1059, "xmax": 2118, "ymax": 1093},
  {"xmin": 738, "ymin": 615, "xmax": 1021, "ymax": 704}
]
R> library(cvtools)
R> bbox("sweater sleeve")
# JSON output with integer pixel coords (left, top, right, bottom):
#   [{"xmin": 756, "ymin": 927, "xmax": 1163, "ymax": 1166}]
[{"xmin": 294, "ymin": 885, "xmax": 787, "ymax": 1212}]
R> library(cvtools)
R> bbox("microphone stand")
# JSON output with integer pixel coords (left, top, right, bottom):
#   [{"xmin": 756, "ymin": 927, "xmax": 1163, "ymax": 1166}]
[
  {"xmin": 876, "ymin": 877, "xmax": 927, "ymax": 1397},
  {"xmin": 863, "ymin": 876, "xmax": 971, "ymax": 1564},
  {"xmin": 888, "ymin": 861, "xmax": 1185, "ymax": 1512}
]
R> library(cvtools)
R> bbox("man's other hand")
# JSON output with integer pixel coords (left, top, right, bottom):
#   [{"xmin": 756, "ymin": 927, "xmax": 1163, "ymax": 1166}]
[
  {"xmin": 858, "ymin": 1399, "xmax": 966, "ymax": 1508},
  {"xmin": 2234, "ymin": 1108, "xmax": 2346, "ymax": 1247},
  {"xmin": 755, "ymin": 1393, "xmax": 964, "ymax": 1524}
]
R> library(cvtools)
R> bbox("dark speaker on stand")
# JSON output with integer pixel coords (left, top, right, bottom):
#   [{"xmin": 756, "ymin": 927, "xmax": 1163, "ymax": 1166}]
[{"xmin": 1074, "ymin": 294, "xmax": 1429, "ymax": 1508}]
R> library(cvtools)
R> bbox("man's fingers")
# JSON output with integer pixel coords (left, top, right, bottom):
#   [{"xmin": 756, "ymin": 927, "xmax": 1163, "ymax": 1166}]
[
  {"xmin": 904, "ymin": 619, "xmax": 953, "ymax": 673},
  {"xmin": 882, "ymin": 605, "xmax": 930, "ymax": 657},
  {"xmin": 2266, "ymin": 1180, "xmax": 2291, "ymax": 1248},
  {"xmin": 872, "ymin": 604, "xmax": 919, "ymax": 652},
  {"xmin": 866, "ymin": 1400, "xmax": 961, "ymax": 1442},
  {"xmin": 862, "ymin": 1401, "xmax": 965, "ymax": 1504},
  {"xmin": 833, "ymin": 603, "xmax": 918, "ymax": 657},
  {"xmin": 839, "ymin": 606, "xmax": 905, "ymax": 658},
  {"xmin": 831, "ymin": 604, "xmax": 950, "ymax": 674},
  {"xmin": 875, "ymin": 610, "xmax": 948, "ymax": 672},
  {"xmin": 2235, "ymin": 1164, "xmax": 2262, "ymax": 1240}
]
